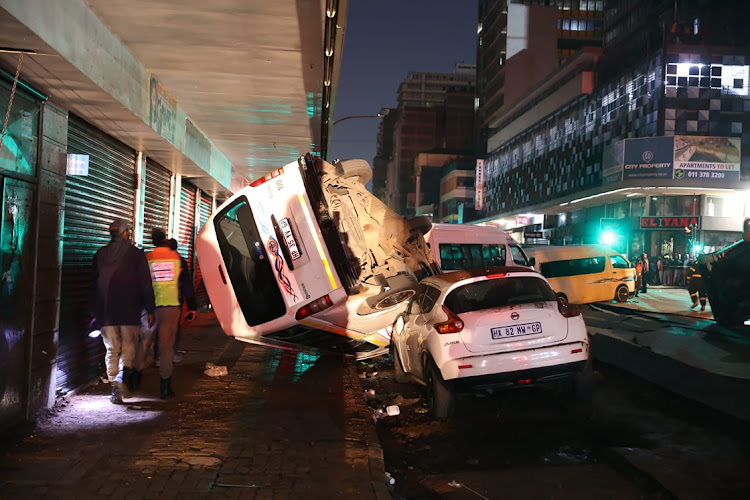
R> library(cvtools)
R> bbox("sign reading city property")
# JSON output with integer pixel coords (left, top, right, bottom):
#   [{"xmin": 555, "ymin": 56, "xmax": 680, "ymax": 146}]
[
  {"xmin": 672, "ymin": 136, "xmax": 741, "ymax": 182},
  {"xmin": 474, "ymin": 159, "xmax": 484, "ymax": 210},
  {"xmin": 623, "ymin": 136, "xmax": 674, "ymax": 180},
  {"xmin": 639, "ymin": 216, "xmax": 700, "ymax": 230}
]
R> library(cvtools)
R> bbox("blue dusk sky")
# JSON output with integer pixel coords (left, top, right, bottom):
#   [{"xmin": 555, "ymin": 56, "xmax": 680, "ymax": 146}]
[{"xmin": 329, "ymin": 0, "xmax": 478, "ymax": 164}]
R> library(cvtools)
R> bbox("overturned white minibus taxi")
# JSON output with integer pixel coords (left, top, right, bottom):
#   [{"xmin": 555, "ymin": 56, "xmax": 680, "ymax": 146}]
[{"xmin": 196, "ymin": 154, "xmax": 438, "ymax": 358}]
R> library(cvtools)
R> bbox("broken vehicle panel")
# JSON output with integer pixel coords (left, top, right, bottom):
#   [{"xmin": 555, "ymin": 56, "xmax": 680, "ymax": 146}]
[{"xmin": 196, "ymin": 154, "xmax": 438, "ymax": 357}]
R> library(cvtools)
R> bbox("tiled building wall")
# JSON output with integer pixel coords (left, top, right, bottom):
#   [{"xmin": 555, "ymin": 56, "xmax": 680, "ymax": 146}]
[{"xmin": 484, "ymin": 54, "xmax": 664, "ymax": 216}]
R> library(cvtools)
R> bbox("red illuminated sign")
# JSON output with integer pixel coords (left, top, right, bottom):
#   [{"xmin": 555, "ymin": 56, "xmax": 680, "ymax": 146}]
[
  {"xmin": 639, "ymin": 216, "xmax": 700, "ymax": 229},
  {"xmin": 515, "ymin": 216, "xmax": 530, "ymax": 226}
]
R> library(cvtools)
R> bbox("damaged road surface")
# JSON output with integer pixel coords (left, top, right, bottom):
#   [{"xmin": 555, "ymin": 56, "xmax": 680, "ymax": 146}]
[{"xmin": 358, "ymin": 356, "xmax": 750, "ymax": 499}]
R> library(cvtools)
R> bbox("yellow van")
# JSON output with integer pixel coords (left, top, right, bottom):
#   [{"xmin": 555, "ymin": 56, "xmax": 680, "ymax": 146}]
[{"xmin": 524, "ymin": 245, "xmax": 635, "ymax": 304}]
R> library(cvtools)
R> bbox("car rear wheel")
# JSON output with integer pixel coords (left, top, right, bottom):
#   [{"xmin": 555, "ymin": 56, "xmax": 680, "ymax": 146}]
[
  {"xmin": 425, "ymin": 359, "xmax": 454, "ymax": 418},
  {"xmin": 391, "ymin": 341, "xmax": 410, "ymax": 384},
  {"xmin": 615, "ymin": 284, "xmax": 629, "ymax": 302}
]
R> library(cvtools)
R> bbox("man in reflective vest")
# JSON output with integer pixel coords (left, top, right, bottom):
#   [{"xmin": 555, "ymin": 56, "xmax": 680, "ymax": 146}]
[
  {"xmin": 686, "ymin": 259, "xmax": 707, "ymax": 311},
  {"xmin": 147, "ymin": 227, "xmax": 194, "ymax": 399}
]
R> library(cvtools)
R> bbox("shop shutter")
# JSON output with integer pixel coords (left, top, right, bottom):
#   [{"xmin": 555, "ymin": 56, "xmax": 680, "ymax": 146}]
[
  {"xmin": 58, "ymin": 114, "xmax": 136, "ymax": 393},
  {"xmin": 177, "ymin": 183, "xmax": 197, "ymax": 272},
  {"xmin": 194, "ymin": 194, "xmax": 212, "ymax": 308},
  {"xmin": 142, "ymin": 158, "xmax": 171, "ymax": 252}
]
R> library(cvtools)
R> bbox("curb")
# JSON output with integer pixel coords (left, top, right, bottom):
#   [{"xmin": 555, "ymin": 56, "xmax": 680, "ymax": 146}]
[
  {"xmin": 344, "ymin": 357, "xmax": 391, "ymax": 500},
  {"xmin": 590, "ymin": 332, "xmax": 750, "ymax": 422}
]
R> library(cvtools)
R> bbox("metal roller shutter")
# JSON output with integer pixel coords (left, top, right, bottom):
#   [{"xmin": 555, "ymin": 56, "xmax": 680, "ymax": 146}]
[
  {"xmin": 177, "ymin": 183, "xmax": 196, "ymax": 272},
  {"xmin": 142, "ymin": 158, "xmax": 171, "ymax": 252},
  {"xmin": 194, "ymin": 194, "xmax": 212, "ymax": 308},
  {"xmin": 58, "ymin": 115, "xmax": 136, "ymax": 393}
]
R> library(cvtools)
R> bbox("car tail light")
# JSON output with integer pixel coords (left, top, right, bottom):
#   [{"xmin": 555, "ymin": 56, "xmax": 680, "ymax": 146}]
[
  {"xmin": 517, "ymin": 378, "xmax": 533, "ymax": 384},
  {"xmin": 434, "ymin": 305, "xmax": 464, "ymax": 334},
  {"xmin": 557, "ymin": 297, "xmax": 581, "ymax": 318},
  {"xmin": 295, "ymin": 295, "xmax": 333, "ymax": 320},
  {"xmin": 249, "ymin": 167, "xmax": 285, "ymax": 187}
]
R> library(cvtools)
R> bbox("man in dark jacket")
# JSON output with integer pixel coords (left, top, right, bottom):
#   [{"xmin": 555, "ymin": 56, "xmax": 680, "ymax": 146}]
[{"xmin": 92, "ymin": 219, "xmax": 156, "ymax": 404}]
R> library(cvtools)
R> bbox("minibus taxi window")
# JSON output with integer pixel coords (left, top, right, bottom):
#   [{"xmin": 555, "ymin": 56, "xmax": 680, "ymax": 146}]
[
  {"xmin": 610, "ymin": 255, "xmax": 630, "ymax": 269},
  {"xmin": 541, "ymin": 256, "xmax": 606, "ymax": 278},
  {"xmin": 440, "ymin": 243, "xmax": 507, "ymax": 270},
  {"xmin": 214, "ymin": 197, "xmax": 286, "ymax": 326},
  {"xmin": 510, "ymin": 245, "xmax": 530, "ymax": 266}
]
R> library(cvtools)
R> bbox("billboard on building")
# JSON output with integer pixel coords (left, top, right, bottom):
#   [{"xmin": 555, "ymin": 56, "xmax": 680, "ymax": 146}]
[
  {"xmin": 475, "ymin": 159, "xmax": 484, "ymax": 210},
  {"xmin": 673, "ymin": 136, "xmax": 741, "ymax": 182},
  {"xmin": 623, "ymin": 136, "xmax": 674, "ymax": 180},
  {"xmin": 621, "ymin": 135, "xmax": 741, "ymax": 184}
]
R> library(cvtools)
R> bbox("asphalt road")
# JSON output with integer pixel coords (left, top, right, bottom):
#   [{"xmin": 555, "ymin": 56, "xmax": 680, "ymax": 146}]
[{"xmin": 358, "ymin": 306, "xmax": 750, "ymax": 500}]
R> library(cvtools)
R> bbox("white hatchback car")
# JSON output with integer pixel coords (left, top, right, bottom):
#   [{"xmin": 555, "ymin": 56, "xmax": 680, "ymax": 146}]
[{"xmin": 391, "ymin": 266, "xmax": 591, "ymax": 418}]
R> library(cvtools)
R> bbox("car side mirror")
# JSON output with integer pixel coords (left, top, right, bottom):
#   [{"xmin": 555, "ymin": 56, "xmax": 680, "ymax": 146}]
[{"xmin": 527, "ymin": 257, "xmax": 536, "ymax": 267}]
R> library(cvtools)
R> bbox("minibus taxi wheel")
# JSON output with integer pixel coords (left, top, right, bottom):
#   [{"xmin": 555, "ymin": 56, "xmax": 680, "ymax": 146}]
[
  {"xmin": 408, "ymin": 215, "xmax": 432, "ymax": 235},
  {"xmin": 338, "ymin": 159, "xmax": 373, "ymax": 184},
  {"xmin": 615, "ymin": 284, "xmax": 629, "ymax": 302}
]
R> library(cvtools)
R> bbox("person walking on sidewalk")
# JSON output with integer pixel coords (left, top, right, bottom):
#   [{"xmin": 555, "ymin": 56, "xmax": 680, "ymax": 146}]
[
  {"xmin": 91, "ymin": 219, "xmax": 155, "ymax": 404},
  {"xmin": 641, "ymin": 253, "xmax": 650, "ymax": 293},
  {"xmin": 146, "ymin": 228, "xmax": 196, "ymax": 399},
  {"xmin": 686, "ymin": 259, "xmax": 707, "ymax": 311}
]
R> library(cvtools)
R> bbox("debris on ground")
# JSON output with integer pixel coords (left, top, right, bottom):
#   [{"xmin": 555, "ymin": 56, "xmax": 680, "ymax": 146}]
[{"xmin": 204, "ymin": 362, "xmax": 228, "ymax": 377}]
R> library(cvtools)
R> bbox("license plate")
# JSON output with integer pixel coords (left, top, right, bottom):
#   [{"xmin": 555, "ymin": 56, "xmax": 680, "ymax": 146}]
[
  {"xmin": 491, "ymin": 322, "xmax": 543, "ymax": 339},
  {"xmin": 279, "ymin": 217, "xmax": 301, "ymax": 260}
]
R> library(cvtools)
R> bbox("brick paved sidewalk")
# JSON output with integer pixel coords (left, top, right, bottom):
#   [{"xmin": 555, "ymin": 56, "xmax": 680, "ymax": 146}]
[{"xmin": 0, "ymin": 314, "xmax": 390, "ymax": 499}]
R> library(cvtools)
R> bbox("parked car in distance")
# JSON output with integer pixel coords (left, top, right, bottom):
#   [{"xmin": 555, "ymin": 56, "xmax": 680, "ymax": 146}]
[
  {"xmin": 390, "ymin": 266, "xmax": 591, "ymax": 418},
  {"xmin": 425, "ymin": 223, "xmax": 534, "ymax": 271},
  {"xmin": 524, "ymin": 244, "xmax": 635, "ymax": 304}
]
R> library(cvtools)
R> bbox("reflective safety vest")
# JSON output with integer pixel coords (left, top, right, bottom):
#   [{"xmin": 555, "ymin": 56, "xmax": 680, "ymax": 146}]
[{"xmin": 147, "ymin": 246, "xmax": 182, "ymax": 307}]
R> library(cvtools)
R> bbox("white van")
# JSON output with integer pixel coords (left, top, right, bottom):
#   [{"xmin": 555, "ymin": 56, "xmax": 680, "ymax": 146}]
[
  {"xmin": 524, "ymin": 244, "xmax": 635, "ymax": 304},
  {"xmin": 425, "ymin": 223, "xmax": 534, "ymax": 271}
]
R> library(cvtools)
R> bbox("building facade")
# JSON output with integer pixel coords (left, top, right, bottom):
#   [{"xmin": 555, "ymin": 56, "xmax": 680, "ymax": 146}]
[
  {"xmin": 476, "ymin": 0, "xmax": 750, "ymax": 261},
  {"xmin": 381, "ymin": 65, "xmax": 476, "ymax": 215}
]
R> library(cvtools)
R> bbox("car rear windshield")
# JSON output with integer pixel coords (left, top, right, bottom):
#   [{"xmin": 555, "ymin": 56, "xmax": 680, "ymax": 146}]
[
  {"xmin": 214, "ymin": 197, "xmax": 287, "ymax": 326},
  {"xmin": 444, "ymin": 276, "xmax": 557, "ymax": 314}
]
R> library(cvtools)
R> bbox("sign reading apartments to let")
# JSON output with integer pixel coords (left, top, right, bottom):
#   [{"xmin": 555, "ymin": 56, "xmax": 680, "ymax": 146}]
[{"xmin": 622, "ymin": 135, "xmax": 741, "ymax": 183}]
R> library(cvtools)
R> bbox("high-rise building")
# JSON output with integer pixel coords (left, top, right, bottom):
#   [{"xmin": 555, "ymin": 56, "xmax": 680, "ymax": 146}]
[
  {"xmin": 476, "ymin": 0, "xmax": 750, "ymax": 260},
  {"xmin": 383, "ymin": 65, "xmax": 476, "ymax": 214},
  {"xmin": 476, "ymin": 0, "xmax": 604, "ymax": 145}
]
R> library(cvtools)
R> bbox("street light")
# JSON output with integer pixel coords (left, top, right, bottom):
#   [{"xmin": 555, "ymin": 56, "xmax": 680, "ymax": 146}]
[{"xmin": 333, "ymin": 108, "xmax": 389, "ymax": 126}]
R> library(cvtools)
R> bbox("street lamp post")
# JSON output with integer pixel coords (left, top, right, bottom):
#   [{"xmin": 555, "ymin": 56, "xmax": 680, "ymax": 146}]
[{"xmin": 333, "ymin": 108, "xmax": 389, "ymax": 126}]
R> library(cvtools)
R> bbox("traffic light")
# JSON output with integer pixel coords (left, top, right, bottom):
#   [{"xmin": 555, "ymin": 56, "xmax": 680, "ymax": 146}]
[{"xmin": 599, "ymin": 227, "xmax": 617, "ymax": 246}]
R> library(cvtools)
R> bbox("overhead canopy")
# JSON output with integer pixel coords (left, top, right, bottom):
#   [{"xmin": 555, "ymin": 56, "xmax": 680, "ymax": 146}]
[{"xmin": 0, "ymin": 0, "xmax": 347, "ymax": 197}]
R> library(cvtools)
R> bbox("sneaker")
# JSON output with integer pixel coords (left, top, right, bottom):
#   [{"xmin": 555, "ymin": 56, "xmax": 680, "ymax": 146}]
[
  {"xmin": 700, "ymin": 305, "xmax": 706, "ymax": 311},
  {"xmin": 173, "ymin": 352, "xmax": 183, "ymax": 363},
  {"xmin": 110, "ymin": 384, "xmax": 123, "ymax": 405},
  {"xmin": 690, "ymin": 302, "xmax": 698, "ymax": 309}
]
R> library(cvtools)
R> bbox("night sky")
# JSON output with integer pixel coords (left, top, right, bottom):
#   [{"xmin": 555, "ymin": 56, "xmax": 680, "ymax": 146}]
[{"xmin": 329, "ymin": 0, "xmax": 478, "ymax": 164}]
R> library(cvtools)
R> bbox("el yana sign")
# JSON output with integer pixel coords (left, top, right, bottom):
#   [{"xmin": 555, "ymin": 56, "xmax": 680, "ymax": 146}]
[{"xmin": 639, "ymin": 216, "xmax": 700, "ymax": 229}]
